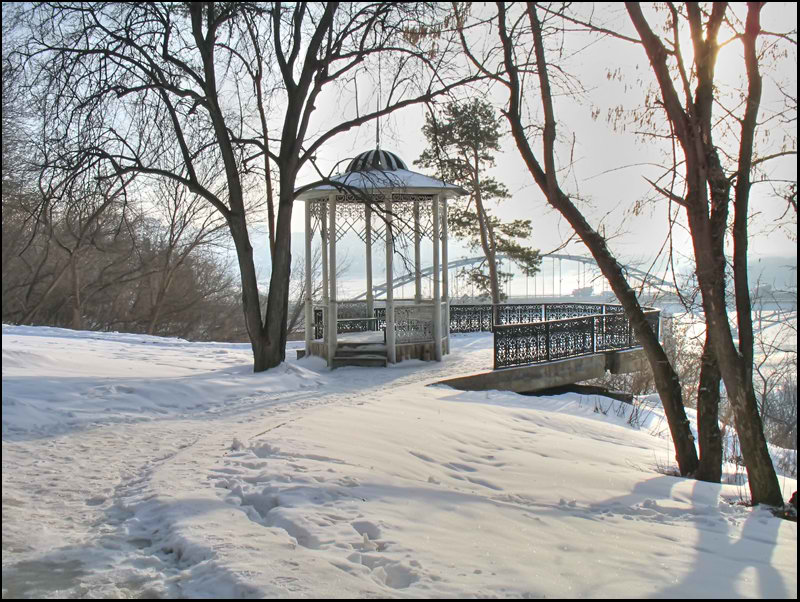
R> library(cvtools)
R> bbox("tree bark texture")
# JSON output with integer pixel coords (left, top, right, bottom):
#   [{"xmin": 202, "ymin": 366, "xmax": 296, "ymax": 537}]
[{"xmin": 695, "ymin": 332, "xmax": 722, "ymax": 483}]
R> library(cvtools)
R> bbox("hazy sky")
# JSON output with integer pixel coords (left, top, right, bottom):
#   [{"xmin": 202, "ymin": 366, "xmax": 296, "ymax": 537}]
[{"xmin": 288, "ymin": 2, "xmax": 797, "ymax": 282}]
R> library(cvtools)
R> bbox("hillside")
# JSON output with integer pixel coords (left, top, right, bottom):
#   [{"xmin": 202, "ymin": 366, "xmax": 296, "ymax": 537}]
[{"xmin": 2, "ymin": 324, "xmax": 796, "ymax": 598}]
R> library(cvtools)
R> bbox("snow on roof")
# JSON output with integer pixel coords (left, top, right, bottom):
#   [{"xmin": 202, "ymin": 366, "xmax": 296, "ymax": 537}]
[
  {"xmin": 295, "ymin": 168, "xmax": 467, "ymax": 200},
  {"xmin": 295, "ymin": 148, "xmax": 467, "ymax": 200}
]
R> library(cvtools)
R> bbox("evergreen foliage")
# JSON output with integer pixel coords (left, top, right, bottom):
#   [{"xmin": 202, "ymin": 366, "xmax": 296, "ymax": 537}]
[{"xmin": 416, "ymin": 99, "xmax": 541, "ymax": 301}]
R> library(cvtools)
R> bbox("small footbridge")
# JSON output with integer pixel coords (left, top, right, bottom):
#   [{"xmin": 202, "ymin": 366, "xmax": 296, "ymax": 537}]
[{"xmin": 437, "ymin": 302, "xmax": 659, "ymax": 393}]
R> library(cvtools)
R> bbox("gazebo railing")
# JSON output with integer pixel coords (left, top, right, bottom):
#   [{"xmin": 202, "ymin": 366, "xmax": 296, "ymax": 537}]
[
  {"xmin": 313, "ymin": 305, "xmax": 377, "ymax": 339},
  {"xmin": 395, "ymin": 304, "xmax": 435, "ymax": 343},
  {"xmin": 337, "ymin": 300, "xmax": 371, "ymax": 319},
  {"xmin": 313, "ymin": 306, "xmax": 324, "ymax": 340}
]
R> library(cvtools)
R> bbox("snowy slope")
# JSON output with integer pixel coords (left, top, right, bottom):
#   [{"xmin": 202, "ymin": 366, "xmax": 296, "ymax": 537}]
[{"xmin": 2, "ymin": 324, "xmax": 796, "ymax": 598}]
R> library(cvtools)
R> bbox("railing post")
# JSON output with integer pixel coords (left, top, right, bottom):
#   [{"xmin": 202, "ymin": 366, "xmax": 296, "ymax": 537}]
[
  {"xmin": 600, "ymin": 304, "xmax": 606, "ymax": 351},
  {"xmin": 328, "ymin": 194, "xmax": 337, "ymax": 366},
  {"xmin": 365, "ymin": 203, "xmax": 373, "ymax": 320},
  {"xmin": 321, "ymin": 202, "xmax": 329, "ymax": 349},
  {"xmin": 493, "ymin": 326, "xmax": 498, "ymax": 370},
  {"xmin": 591, "ymin": 315, "xmax": 596, "ymax": 354},
  {"xmin": 304, "ymin": 200, "xmax": 313, "ymax": 356},
  {"xmin": 385, "ymin": 195, "xmax": 396, "ymax": 364},
  {"xmin": 545, "ymin": 321, "xmax": 551, "ymax": 362}
]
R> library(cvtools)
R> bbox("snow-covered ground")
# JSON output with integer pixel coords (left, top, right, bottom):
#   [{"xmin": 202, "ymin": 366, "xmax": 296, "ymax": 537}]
[{"xmin": 2, "ymin": 324, "xmax": 796, "ymax": 598}]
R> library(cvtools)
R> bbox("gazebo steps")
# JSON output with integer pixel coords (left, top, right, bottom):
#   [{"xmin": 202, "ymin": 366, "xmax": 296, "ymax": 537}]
[
  {"xmin": 335, "ymin": 344, "xmax": 387, "ymax": 357},
  {"xmin": 331, "ymin": 353, "xmax": 388, "ymax": 369},
  {"xmin": 332, "ymin": 341, "xmax": 388, "ymax": 368}
]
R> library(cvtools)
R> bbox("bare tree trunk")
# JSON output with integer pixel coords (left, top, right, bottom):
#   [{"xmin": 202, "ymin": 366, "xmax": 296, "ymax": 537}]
[
  {"xmin": 70, "ymin": 252, "xmax": 83, "ymax": 330},
  {"xmin": 228, "ymin": 210, "xmax": 275, "ymax": 371},
  {"xmin": 695, "ymin": 332, "xmax": 722, "ymax": 482},
  {"xmin": 732, "ymin": 3, "xmax": 762, "ymax": 403},
  {"xmin": 259, "ymin": 190, "xmax": 295, "ymax": 369},
  {"xmin": 693, "ymin": 240, "xmax": 781, "ymax": 503},
  {"xmin": 21, "ymin": 259, "xmax": 69, "ymax": 324},
  {"xmin": 470, "ymin": 149, "xmax": 501, "ymax": 304},
  {"xmin": 147, "ymin": 276, "xmax": 168, "ymax": 336},
  {"xmin": 474, "ymin": 191, "xmax": 501, "ymax": 304}
]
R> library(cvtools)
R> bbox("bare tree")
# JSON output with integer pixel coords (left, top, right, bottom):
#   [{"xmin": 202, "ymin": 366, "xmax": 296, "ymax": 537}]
[
  {"xmin": 750, "ymin": 285, "xmax": 797, "ymax": 449},
  {"xmin": 139, "ymin": 179, "xmax": 229, "ymax": 335},
  {"xmin": 623, "ymin": 1, "xmax": 791, "ymax": 506},
  {"xmin": 14, "ymin": 2, "xmax": 480, "ymax": 371}
]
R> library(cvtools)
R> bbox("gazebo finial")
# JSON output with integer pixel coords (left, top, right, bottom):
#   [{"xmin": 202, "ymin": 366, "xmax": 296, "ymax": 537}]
[{"xmin": 376, "ymin": 53, "xmax": 382, "ymax": 151}]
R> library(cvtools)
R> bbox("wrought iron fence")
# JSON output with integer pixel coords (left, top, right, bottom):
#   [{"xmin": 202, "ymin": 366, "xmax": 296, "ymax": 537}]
[
  {"xmin": 494, "ymin": 308, "xmax": 660, "ymax": 369},
  {"xmin": 545, "ymin": 303, "xmax": 603, "ymax": 322},
  {"xmin": 449, "ymin": 304, "xmax": 494, "ymax": 332},
  {"xmin": 495, "ymin": 303, "xmax": 545, "ymax": 326},
  {"xmin": 394, "ymin": 305, "xmax": 434, "ymax": 343},
  {"xmin": 313, "ymin": 308, "xmax": 324, "ymax": 340},
  {"xmin": 448, "ymin": 302, "xmax": 614, "ymax": 332},
  {"xmin": 313, "ymin": 307, "xmax": 377, "ymax": 339},
  {"xmin": 313, "ymin": 301, "xmax": 659, "ymax": 369},
  {"xmin": 374, "ymin": 307, "xmax": 386, "ymax": 330}
]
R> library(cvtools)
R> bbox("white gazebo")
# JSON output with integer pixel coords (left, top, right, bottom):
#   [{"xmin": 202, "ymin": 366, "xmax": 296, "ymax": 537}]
[{"xmin": 296, "ymin": 149, "xmax": 466, "ymax": 368}]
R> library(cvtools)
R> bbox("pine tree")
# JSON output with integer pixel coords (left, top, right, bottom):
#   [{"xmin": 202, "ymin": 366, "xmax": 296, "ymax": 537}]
[{"xmin": 416, "ymin": 99, "xmax": 541, "ymax": 302}]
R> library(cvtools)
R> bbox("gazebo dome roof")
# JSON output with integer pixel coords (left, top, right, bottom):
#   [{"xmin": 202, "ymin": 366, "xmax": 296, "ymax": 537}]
[
  {"xmin": 346, "ymin": 149, "xmax": 407, "ymax": 172},
  {"xmin": 295, "ymin": 147, "xmax": 467, "ymax": 201}
]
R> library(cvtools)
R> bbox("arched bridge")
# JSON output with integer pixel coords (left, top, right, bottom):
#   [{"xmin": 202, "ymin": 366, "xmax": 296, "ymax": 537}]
[{"xmin": 352, "ymin": 253, "xmax": 683, "ymax": 300}]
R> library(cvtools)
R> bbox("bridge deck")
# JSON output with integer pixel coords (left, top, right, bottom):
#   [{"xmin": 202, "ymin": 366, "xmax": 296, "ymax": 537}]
[{"xmin": 436, "ymin": 348, "xmax": 648, "ymax": 394}]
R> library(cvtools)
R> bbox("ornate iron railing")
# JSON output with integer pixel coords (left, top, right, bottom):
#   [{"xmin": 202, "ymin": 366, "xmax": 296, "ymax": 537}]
[
  {"xmin": 374, "ymin": 307, "xmax": 386, "ymax": 330},
  {"xmin": 337, "ymin": 318, "xmax": 379, "ymax": 334},
  {"xmin": 395, "ymin": 305, "xmax": 435, "ymax": 343},
  {"xmin": 337, "ymin": 300, "xmax": 370, "ymax": 319},
  {"xmin": 545, "ymin": 303, "xmax": 603, "ymax": 322},
  {"xmin": 313, "ymin": 301, "xmax": 659, "ymax": 369},
  {"xmin": 495, "ymin": 303, "xmax": 545, "ymax": 326},
  {"xmin": 313, "ymin": 307, "xmax": 377, "ymax": 339},
  {"xmin": 494, "ymin": 308, "xmax": 660, "ymax": 369},
  {"xmin": 313, "ymin": 307, "xmax": 324, "ymax": 340},
  {"xmin": 449, "ymin": 304, "xmax": 494, "ymax": 332},
  {"xmin": 449, "ymin": 302, "xmax": 616, "ymax": 332}
]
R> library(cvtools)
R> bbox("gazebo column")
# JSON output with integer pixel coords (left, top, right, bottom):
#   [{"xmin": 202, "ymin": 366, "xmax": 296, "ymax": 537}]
[
  {"xmin": 327, "ymin": 194, "xmax": 337, "ymax": 367},
  {"xmin": 413, "ymin": 201, "xmax": 421, "ymax": 303},
  {"xmin": 365, "ymin": 204, "xmax": 374, "ymax": 320},
  {"xmin": 385, "ymin": 195, "xmax": 396, "ymax": 364},
  {"xmin": 441, "ymin": 198, "xmax": 449, "ymax": 355},
  {"xmin": 321, "ymin": 203, "xmax": 329, "ymax": 349},
  {"xmin": 304, "ymin": 200, "xmax": 313, "ymax": 355},
  {"xmin": 432, "ymin": 194, "xmax": 442, "ymax": 362}
]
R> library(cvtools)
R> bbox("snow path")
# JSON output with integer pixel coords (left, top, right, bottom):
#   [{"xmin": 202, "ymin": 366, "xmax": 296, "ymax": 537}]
[
  {"xmin": 2, "ymin": 326, "xmax": 796, "ymax": 598},
  {"xmin": 2, "ymin": 327, "xmax": 491, "ymax": 597}
]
